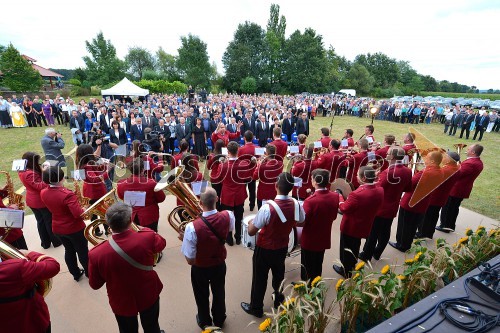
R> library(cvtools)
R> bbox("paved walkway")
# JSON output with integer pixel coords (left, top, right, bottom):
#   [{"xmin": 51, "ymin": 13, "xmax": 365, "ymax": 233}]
[{"xmin": 19, "ymin": 196, "xmax": 498, "ymax": 332}]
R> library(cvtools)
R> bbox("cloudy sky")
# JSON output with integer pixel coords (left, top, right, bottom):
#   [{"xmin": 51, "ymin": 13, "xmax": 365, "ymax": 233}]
[{"xmin": 2, "ymin": 0, "xmax": 499, "ymax": 89}]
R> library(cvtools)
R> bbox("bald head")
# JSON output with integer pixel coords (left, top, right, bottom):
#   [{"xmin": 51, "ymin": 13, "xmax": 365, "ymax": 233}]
[{"xmin": 200, "ymin": 187, "xmax": 218, "ymax": 210}]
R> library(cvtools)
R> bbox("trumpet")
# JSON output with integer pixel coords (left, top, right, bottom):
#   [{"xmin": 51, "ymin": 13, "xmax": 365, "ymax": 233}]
[
  {"xmin": 140, "ymin": 151, "xmax": 174, "ymax": 157},
  {"xmin": 312, "ymin": 147, "xmax": 328, "ymax": 160},
  {"xmin": 96, "ymin": 158, "xmax": 126, "ymax": 170}
]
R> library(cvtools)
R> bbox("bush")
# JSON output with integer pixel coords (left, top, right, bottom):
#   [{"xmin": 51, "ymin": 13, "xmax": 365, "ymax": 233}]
[
  {"xmin": 70, "ymin": 86, "xmax": 90, "ymax": 97},
  {"xmin": 90, "ymin": 86, "xmax": 101, "ymax": 96},
  {"xmin": 240, "ymin": 76, "xmax": 257, "ymax": 94},
  {"xmin": 68, "ymin": 78, "xmax": 81, "ymax": 87}
]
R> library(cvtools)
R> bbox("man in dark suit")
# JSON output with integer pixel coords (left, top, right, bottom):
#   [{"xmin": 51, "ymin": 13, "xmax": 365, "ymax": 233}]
[
  {"xmin": 226, "ymin": 117, "xmax": 239, "ymax": 142},
  {"xmin": 175, "ymin": 117, "xmax": 192, "ymax": 142},
  {"xmin": 255, "ymin": 114, "xmax": 269, "ymax": 147},
  {"xmin": 437, "ymin": 144, "xmax": 484, "ymax": 232},
  {"xmin": 98, "ymin": 107, "xmax": 113, "ymax": 134},
  {"xmin": 459, "ymin": 109, "xmax": 475, "ymax": 139},
  {"xmin": 296, "ymin": 112, "xmax": 309, "ymax": 136},
  {"xmin": 281, "ymin": 112, "xmax": 294, "ymax": 141},
  {"xmin": 130, "ymin": 117, "xmax": 146, "ymax": 142},
  {"xmin": 472, "ymin": 110, "xmax": 489, "ymax": 141},
  {"xmin": 143, "ymin": 109, "xmax": 158, "ymax": 129},
  {"xmin": 69, "ymin": 110, "xmax": 85, "ymax": 145},
  {"xmin": 154, "ymin": 119, "xmax": 171, "ymax": 153},
  {"xmin": 88, "ymin": 202, "xmax": 166, "ymax": 333},
  {"xmin": 242, "ymin": 112, "xmax": 255, "ymax": 135}
]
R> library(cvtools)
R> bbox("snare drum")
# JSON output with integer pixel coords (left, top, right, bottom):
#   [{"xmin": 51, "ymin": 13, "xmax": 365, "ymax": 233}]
[
  {"xmin": 241, "ymin": 215, "xmax": 258, "ymax": 250},
  {"xmin": 287, "ymin": 226, "xmax": 303, "ymax": 254}
]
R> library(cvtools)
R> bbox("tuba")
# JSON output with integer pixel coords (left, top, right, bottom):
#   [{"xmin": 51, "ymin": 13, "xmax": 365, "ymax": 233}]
[
  {"xmin": 155, "ymin": 166, "xmax": 203, "ymax": 233},
  {"xmin": 74, "ymin": 180, "xmax": 91, "ymax": 215},
  {"xmin": 0, "ymin": 239, "xmax": 52, "ymax": 297},
  {"xmin": 0, "ymin": 171, "xmax": 25, "ymax": 210},
  {"xmin": 81, "ymin": 189, "xmax": 118, "ymax": 241},
  {"xmin": 454, "ymin": 143, "xmax": 467, "ymax": 155}
]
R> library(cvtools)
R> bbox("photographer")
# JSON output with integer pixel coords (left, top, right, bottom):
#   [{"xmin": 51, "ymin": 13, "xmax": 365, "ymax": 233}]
[
  {"xmin": 91, "ymin": 127, "xmax": 118, "ymax": 189},
  {"xmin": 142, "ymin": 128, "xmax": 163, "ymax": 154}
]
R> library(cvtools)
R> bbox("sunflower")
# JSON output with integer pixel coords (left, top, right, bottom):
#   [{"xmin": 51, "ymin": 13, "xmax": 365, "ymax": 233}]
[
  {"xmin": 370, "ymin": 279, "xmax": 378, "ymax": 285},
  {"xmin": 311, "ymin": 276, "xmax": 322, "ymax": 287},
  {"xmin": 381, "ymin": 265, "xmax": 390, "ymax": 275},
  {"xmin": 293, "ymin": 283, "xmax": 306, "ymax": 291},
  {"xmin": 397, "ymin": 275, "xmax": 406, "ymax": 280},
  {"xmin": 458, "ymin": 236, "xmax": 469, "ymax": 245},
  {"xmin": 352, "ymin": 273, "xmax": 360, "ymax": 280},
  {"xmin": 280, "ymin": 309, "xmax": 287, "ymax": 316},
  {"xmin": 414, "ymin": 252, "xmax": 423, "ymax": 261},
  {"xmin": 405, "ymin": 258, "xmax": 414, "ymax": 265},
  {"xmin": 259, "ymin": 318, "xmax": 271, "ymax": 332},
  {"xmin": 355, "ymin": 261, "xmax": 365, "ymax": 271},
  {"xmin": 283, "ymin": 297, "xmax": 296, "ymax": 307},
  {"xmin": 476, "ymin": 225, "xmax": 485, "ymax": 233},
  {"xmin": 336, "ymin": 279, "xmax": 344, "ymax": 291},
  {"xmin": 465, "ymin": 228, "xmax": 473, "ymax": 236}
]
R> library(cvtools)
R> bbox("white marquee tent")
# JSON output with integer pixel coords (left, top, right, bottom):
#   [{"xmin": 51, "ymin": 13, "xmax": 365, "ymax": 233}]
[{"xmin": 101, "ymin": 77, "xmax": 149, "ymax": 97}]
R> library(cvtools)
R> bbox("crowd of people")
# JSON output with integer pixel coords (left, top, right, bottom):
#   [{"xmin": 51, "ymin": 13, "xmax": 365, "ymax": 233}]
[{"xmin": 0, "ymin": 91, "xmax": 488, "ymax": 333}]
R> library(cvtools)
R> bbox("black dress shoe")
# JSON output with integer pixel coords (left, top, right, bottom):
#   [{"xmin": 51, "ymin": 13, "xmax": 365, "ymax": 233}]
[
  {"xmin": 241, "ymin": 302, "xmax": 263, "ymax": 318},
  {"xmin": 74, "ymin": 269, "xmax": 85, "ymax": 282},
  {"xmin": 273, "ymin": 291, "xmax": 285, "ymax": 309},
  {"xmin": 435, "ymin": 226, "xmax": 450, "ymax": 233},
  {"xmin": 358, "ymin": 252, "xmax": 370, "ymax": 262},
  {"xmin": 250, "ymin": 206, "xmax": 255, "ymax": 212},
  {"xmin": 333, "ymin": 265, "xmax": 346, "ymax": 278},
  {"xmin": 235, "ymin": 238, "xmax": 241, "ymax": 245},
  {"xmin": 52, "ymin": 242, "xmax": 62, "ymax": 248},
  {"xmin": 389, "ymin": 241, "xmax": 406, "ymax": 252},
  {"xmin": 226, "ymin": 234, "xmax": 234, "ymax": 246},
  {"xmin": 373, "ymin": 251, "xmax": 381, "ymax": 261}
]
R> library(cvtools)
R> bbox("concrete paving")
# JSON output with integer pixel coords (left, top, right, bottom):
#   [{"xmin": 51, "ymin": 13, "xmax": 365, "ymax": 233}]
[{"xmin": 17, "ymin": 195, "xmax": 498, "ymax": 333}]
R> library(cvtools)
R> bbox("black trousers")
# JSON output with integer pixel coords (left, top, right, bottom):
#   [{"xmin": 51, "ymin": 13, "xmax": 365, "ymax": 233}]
[
  {"xmin": 191, "ymin": 263, "xmax": 227, "ymax": 328},
  {"xmin": 418, "ymin": 205, "xmax": 441, "ymax": 238},
  {"xmin": 247, "ymin": 180, "xmax": 256, "ymax": 208},
  {"xmin": 459, "ymin": 126, "xmax": 471, "ymax": 139},
  {"xmin": 36, "ymin": 112, "xmax": 48, "ymax": 126},
  {"xmin": 168, "ymin": 137, "xmax": 176, "ymax": 154},
  {"xmin": 395, "ymin": 207, "xmax": 423, "ymax": 251},
  {"xmin": 32, "ymin": 207, "xmax": 61, "ymax": 248},
  {"xmin": 212, "ymin": 183, "xmax": 222, "ymax": 211},
  {"xmin": 57, "ymin": 230, "xmax": 89, "ymax": 278},
  {"xmin": 257, "ymin": 199, "xmax": 263, "ymax": 210},
  {"xmin": 258, "ymin": 138, "xmax": 267, "ymax": 147},
  {"xmin": 339, "ymin": 233, "xmax": 361, "ymax": 276},
  {"xmin": 440, "ymin": 196, "xmax": 463, "ymax": 231},
  {"xmin": 115, "ymin": 298, "xmax": 161, "ymax": 333},
  {"xmin": 473, "ymin": 127, "xmax": 485, "ymax": 141},
  {"xmin": 53, "ymin": 111, "xmax": 63, "ymax": 125},
  {"xmin": 10, "ymin": 235, "xmax": 28, "ymax": 250},
  {"xmin": 361, "ymin": 216, "xmax": 393, "ymax": 261},
  {"xmin": 26, "ymin": 112, "xmax": 37, "ymax": 127},
  {"xmin": 448, "ymin": 124, "xmax": 458, "ymax": 135},
  {"xmin": 301, "ymin": 249, "xmax": 325, "ymax": 282},
  {"xmin": 250, "ymin": 246, "xmax": 287, "ymax": 312},
  {"xmin": 220, "ymin": 203, "xmax": 244, "ymax": 241}
]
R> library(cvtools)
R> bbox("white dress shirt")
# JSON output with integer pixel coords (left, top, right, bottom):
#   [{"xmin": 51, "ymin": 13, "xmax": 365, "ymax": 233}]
[
  {"xmin": 181, "ymin": 209, "xmax": 235, "ymax": 259},
  {"xmin": 252, "ymin": 195, "xmax": 306, "ymax": 229}
]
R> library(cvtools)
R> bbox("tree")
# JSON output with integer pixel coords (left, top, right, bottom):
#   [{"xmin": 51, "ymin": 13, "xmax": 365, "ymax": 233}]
[
  {"xmin": 240, "ymin": 77, "xmax": 257, "ymax": 94},
  {"xmin": 354, "ymin": 52, "xmax": 399, "ymax": 89},
  {"xmin": 222, "ymin": 21, "xmax": 267, "ymax": 92},
  {"xmin": 282, "ymin": 28, "xmax": 328, "ymax": 93},
  {"xmin": 420, "ymin": 75, "xmax": 438, "ymax": 91},
  {"xmin": 324, "ymin": 46, "xmax": 351, "ymax": 92},
  {"xmin": 156, "ymin": 47, "xmax": 180, "ymax": 81},
  {"xmin": 407, "ymin": 76, "xmax": 424, "ymax": 94},
  {"xmin": 125, "ymin": 47, "xmax": 155, "ymax": 80},
  {"xmin": 396, "ymin": 60, "xmax": 418, "ymax": 86},
  {"xmin": 265, "ymin": 3, "xmax": 287, "ymax": 92},
  {"xmin": 0, "ymin": 44, "xmax": 43, "ymax": 92},
  {"xmin": 176, "ymin": 34, "xmax": 212, "ymax": 89},
  {"xmin": 343, "ymin": 63, "xmax": 374, "ymax": 96},
  {"xmin": 82, "ymin": 32, "xmax": 126, "ymax": 86}
]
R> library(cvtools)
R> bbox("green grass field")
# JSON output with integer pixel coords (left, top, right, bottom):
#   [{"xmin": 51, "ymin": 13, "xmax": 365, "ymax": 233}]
[{"xmin": 0, "ymin": 114, "xmax": 498, "ymax": 220}]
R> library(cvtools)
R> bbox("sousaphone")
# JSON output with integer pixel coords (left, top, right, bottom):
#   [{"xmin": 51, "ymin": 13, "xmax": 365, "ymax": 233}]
[{"xmin": 330, "ymin": 178, "xmax": 354, "ymax": 200}]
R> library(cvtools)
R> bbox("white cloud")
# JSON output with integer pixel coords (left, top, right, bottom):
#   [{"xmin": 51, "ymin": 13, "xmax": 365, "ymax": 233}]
[{"xmin": 1, "ymin": 0, "xmax": 499, "ymax": 89}]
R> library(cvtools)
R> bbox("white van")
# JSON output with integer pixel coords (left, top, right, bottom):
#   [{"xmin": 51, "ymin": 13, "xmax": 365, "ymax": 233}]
[{"xmin": 337, "ymin": 89, "xmax": 356, "ymax": 97}]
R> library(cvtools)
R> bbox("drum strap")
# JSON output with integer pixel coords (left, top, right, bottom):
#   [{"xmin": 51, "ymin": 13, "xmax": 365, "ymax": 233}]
[
  {"xmin": 0, "ymin": 287, "xmax": 36, "ymax": 304},
  {"xmin": 200, "ymin": 215, "xmax": 226, "ymax": 245},
  {"xmin": 109, "ymin": 236, "xmax": 153, "ymax": 271},
  {"xmin": 267, "ymin": 199, "xmax": 300, "ymax": 223}
]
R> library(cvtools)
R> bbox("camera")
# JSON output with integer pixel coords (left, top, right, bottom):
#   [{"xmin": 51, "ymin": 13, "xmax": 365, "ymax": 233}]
[{"xmin": 147, "ymin": 131, "xmax": 159, "ymax": 141}]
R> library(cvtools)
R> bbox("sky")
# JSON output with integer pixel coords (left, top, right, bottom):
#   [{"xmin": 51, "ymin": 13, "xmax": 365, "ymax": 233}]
[{"xmin": 1, "ymin": 0, "xmax": 499, "ymax": 90}]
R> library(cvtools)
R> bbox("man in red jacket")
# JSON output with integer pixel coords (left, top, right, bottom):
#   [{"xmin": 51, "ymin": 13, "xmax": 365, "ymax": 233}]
[
  {"xmin": 389, "ymin": 151, "xmax": 443, "ymax": 252},
  {"xmin": 252, "ymin": 145, "xmax": 284, "ymax": 209},
  {"xmin": 299, "ymin": 169, "xmax": 339, "ymax": 281},
  {"xmin": 316, "ymin": 139, "xmax": 346, "ymax": 183},
  {"xmin": 0, "ymin": 250, "xmax": 60, "ymax": 333},
  {"xmin": 359, "ymin": 147, "xmax": 412, "ymax": 262},
  {"xmin": 241, "ymin": 172, "xmax": 306, "ymax": 318},
  {"xmin": 346, "ymin": 138, "xmax": 369, "ymax": 188},
  {"xmin": 88, "ymin": 202, "xmax": 166, "ymax": 333},
  {"xmin": 269, "ymin": 127, "xmax": 288, "ymax": 161},
  {"xmin": 417, "ymin": 151, "xmax": 460, "ymax": 238},
  {"xmin": 213, "ymin": 142, "xmax": 255, "ymax": 245},
  {"xmin": 333, "ymin": 166, "xmax": 384, "ymax": 277},
  {"xmin": 373, "ymin": 134, "xmax": 395, "ymax": 172},
  {"xmin": 318, "ymin": 127, "xmax": 332, "ymax": 148},
  {"xmin": 238, "ymin": 131, "xmax": 257, "ymax": 211},
  {"xmin": 181, "ymin": 187, "xmax": 234, "ymax": 330},
  {"xmin": 437, "ymin": 144, "xmax": 484, "ymax": 232},
  {"xmin": 291, "ymin": 145, "xmax": 316, "ymax": 200}
]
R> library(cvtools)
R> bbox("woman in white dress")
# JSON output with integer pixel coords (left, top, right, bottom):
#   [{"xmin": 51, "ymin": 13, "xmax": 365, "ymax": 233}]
[{"xmin": 9, "ymin": 101, "xmax": 27, "ymax": 128}]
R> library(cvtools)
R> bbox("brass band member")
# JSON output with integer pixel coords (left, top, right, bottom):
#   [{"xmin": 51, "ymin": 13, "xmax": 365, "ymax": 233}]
[
  {"xmin": 291, "ymin": 144, "xmax": 316, "ymax": 200},
  {"xmin": 0, "ymin": 250, "xmax": 60, "ymax": 333},
  {"xmin": 0, "ymin": 191, "xmax": 28, "ymax": 250},
  {"xmin": 297, "ymin": 134, "xmax": 307, "ymax": 155},
  {"xmin": 181, "ymin": 188, "xmax": 235, "ymax": 330},
  {"xmin": 206, "ymin": 139, "xmax": 225, "ymax": 211},
  {"xmin": 341, "ymin": 129, "xmax": 355, "ymax": 148},
  {"xmin": 88, "ymin": 203, "xmax": 167, "ymax": 333},
  {"xmin": 372, "ymin": 135, "xmax": 396, "ymax": 171},
  {"xmin": 346, "ymin": 138, "xmax": 369, "ymax": 188},
  {"xmin": 252, "ymin": 145, "xmax": 284, "ymax": 209},
  {"xmin": 238, "ymin": 131, "xmax": 257, "ymax": 211},
  {"xmin": 40, "ymin": 166, "xmax": 89, "ymax": 281},
  {"xmin": 241, "ymin": 172, "xmax": 306, "ymax": 318},
  {"xmin": 130, "ymin": 140, "xmax": 164, "ymax": 181}
]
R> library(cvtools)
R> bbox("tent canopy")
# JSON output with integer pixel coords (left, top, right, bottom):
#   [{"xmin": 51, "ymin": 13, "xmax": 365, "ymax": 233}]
[{"xmin": 101, "ymin": 77, "xmax": 149, "ymax": 97}]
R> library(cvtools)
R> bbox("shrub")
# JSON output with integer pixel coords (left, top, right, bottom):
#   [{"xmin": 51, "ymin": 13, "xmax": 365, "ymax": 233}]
[
  {"xmin": 240, "ymin": 76, "xmax": 257, "ymax": 94},
  {"xmin": 68, "ymin": 78, "xmax": 81, "ymax": 87},
  {"xmin": 90, "ymin": 86, "xmax": 101, "ymax": 96}
]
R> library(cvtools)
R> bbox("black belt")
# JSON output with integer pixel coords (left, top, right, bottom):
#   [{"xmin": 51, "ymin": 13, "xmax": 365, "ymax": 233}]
[{"xmin": 0, "ymin": 287, "xmax": 36, "ymax": 304}]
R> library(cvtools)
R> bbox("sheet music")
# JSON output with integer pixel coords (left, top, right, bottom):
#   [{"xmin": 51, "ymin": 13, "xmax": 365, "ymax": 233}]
[
  {"xmin": 114, "ymin": 144, "xmax": 127, "ymax": 157},
  {"xmin": 144, "ymin": 160, "xmax": 150, "ymax": 171},
  {"xmin": 341, "ymin": 139, "xmax": 348, "ymax": 147},
  {"xmin": 123, "ymin": 191, "xmax": 146, "ymax": 207},
  {"xmin": 222, "ymin": 147, "xmax": 228, "ymax": 156},
  {"xmin": 289, "ymin": 146, "xmax": 299, "ymax": 154},
  {"xmin": 0, "ymin": 208, "xmax": 24, "ymax": 228},
  {"xmin": 313, "ymin": 141, "xmax": 322, "ymax": 148},
  {"xmin": 367, "ymin": 136, "xmax": 374, "ymax": 144},
  {"xmin": 191, "ymin": 180, "xmax": 208, "ymax": 196},
  {"xmin": 293, "ymin": 177, "xmax": 303, "ymax": 187},
  {"xmin": 368, "ymin": 151, "xmax": 376, "ymax": 161},
  {"xmin": 71, "ymin": 169, "xmax": 86, "ymax": 180},
  {"xmin": 12, "ymin": 159, "xmax": 27, "ymax": 171},
  {"xmin": 255, "ymin": 148, "xmax": 265, "ymax": 156}
]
